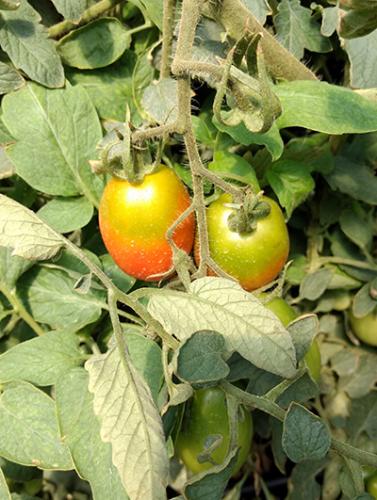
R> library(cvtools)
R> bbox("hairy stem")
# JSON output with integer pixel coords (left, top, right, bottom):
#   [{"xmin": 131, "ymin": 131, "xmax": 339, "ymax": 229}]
[
  {"xmin": 48, "ymin": 0, "xmax": 125, "ymax": 39},
  {"xmin": 160, "ymin": 0, "xmax": 176, "ymax": 78}
]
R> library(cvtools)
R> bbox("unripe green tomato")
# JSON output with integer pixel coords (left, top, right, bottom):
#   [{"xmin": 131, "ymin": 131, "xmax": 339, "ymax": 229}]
[
  {"xmin": 366, "ymin": 471, "xmax": 377, "ymax": 499},
  {"xmin": 195, "ymin": 194, "xmax": 289, "ymax": 291},
  {"xmin": 175, "ymin": 387, "xmax": 253, "ymax": 475},
  {"xmin": 261, "ymin": 295, "xmax": 321, "ymax": 382},
  {"xmin": 348, "ymin": 310, "xmax": 377, "ymax": 347}
]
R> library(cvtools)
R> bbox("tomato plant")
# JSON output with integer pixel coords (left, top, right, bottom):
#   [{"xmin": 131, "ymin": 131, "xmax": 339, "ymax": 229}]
[
  {"xmin": 349, "ymin": 310, "xmax": 377, "ymax": 347},
  {"xmin": 262, "ymin": 296, "xmax": 321, "ymax": 382},
  {"xmin": 175, "ymin": 387, "xmax": 253, "ymax": 475},
  {"xmin": 99, "ymin": 166, "xmax": 195, "ymax": 281},
  {"xmin": 196, "ymin": 194, "xmax": 289, "ymax": 291}
]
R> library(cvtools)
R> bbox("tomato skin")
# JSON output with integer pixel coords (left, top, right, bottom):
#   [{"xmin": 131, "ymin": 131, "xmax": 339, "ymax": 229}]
[
  {"xmin": 196, "ymin": 194, "xmax": 289, "ymax": 291},
  {"xmin": 349, "ymin": 310, "xmax": 377, "ymax": 347},
  {"xmin": 175, "ymin": 387, "xmax": 252, "ymax": 475},
  {"xmin": 366, "ymin": 472, "xmax": 377, "ymax": 499},
  {"xmin": 261, "ymin": 296, "xmax": 321, "ymax": 382},
  {"xmin": 98, "ymin": 166, "xmax": 195, "ymax": 281}
]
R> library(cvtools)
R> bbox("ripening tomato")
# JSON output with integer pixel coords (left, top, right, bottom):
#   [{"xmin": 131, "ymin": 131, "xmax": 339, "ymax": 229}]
[
  {"xmin": 98, "ymin": 166, "xmax": 195, "ymax": 281},
  {"xmin": 261, "ymin": 295, "xmax": 321, "ymax": 382},
  {"xmin": 196, "ymin": 193, "xmax": 289, "ymax": 291},
  {"xmin": 175, "ymin": 387, "xmax": 252, "ymax": 475},
  {"xmin": 348, "ymin": 310, "xmax": 377, "ymax": 347}
]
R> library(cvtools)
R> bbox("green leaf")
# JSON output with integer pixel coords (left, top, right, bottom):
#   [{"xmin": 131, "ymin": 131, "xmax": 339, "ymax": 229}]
[
  {"xmin": 341, "ymin": 353, "xmax": 377, "ymax": 398},
  {"xmin": 340, "ymin": 8, "xmax": 377, "ymax": 38},
  {"xmin": 0, "ymin": 195, "xmax": 63, "ymax": 261},
  {"xmin": 0, "ymin": 467, "xmax": 10, "ymax": 500},
  {"xmin": 346, "ymin": 391, "xmax": 377, "ymax": 440},
  {"xmin": 208, "ymin": 151, "xmax": 260, "ymax": 192},
  {"xmin": 352, "ymin": 283, "xmax": 377, "ymax": 317},
  {"xmin": 100, "ymin": 254, "xmax": 136, "ymax": 293},
  {"xmin": 0, "ymin": 330, "xmax": 85, "ymax": 386},
  {"xmin": 51, "ymin": 0, "xmax": 86, "ymax": 20},
  {"xmin": 55, "ymin": 368, "xmax": 129, "ymax": 499},
  {"xmin": 0, "ymin": 381, "xmax": 73, "ymax": 470},
  {"xmin": 16, "ymin": 266, "xmax": 105, "ymax": 332},
  {"xmin": 300, "ymin": 268, "xmax": 333, "ymax": 301},
  {"xmin": 282, "ymin": 403, "xmax": 331, "ymax": 462},
  {"xmin": 287, "ymin": 315, "xmax": 319, "ymax": 362},
  {"xmin": 176, "ymin": 330, "xmax": 230, "ymax": 385},
  {"xmin": 0, "ymin": 0, "xmax": 64, "ymax": 88},
  {"xmin": 321, "ymin": 6, "xmax": 339, "ymax": 37},
  {"xmin": 128, "ymin": 0, "xmax": 162, "ymax": 29},
  {"xmin": 0, "ymin": 62, "xmax": 24, "ymax": 94},
  {"xmin": 266, "ymin": 160, "xmax": 315, "ymax": 217},
  {"xmin": 340, "ymin": 206, "xmax": 373, "ymax": 251},
  {"xmin": 2, "ymin": 84, "xmax": 103, "ymax": 201},
  {"xmin": 325, "ymin": 156, "xmax": 377, "ymax": 205},
  {"xmin": 57, "ymin": 18, "xmax": 130, "ymax": 69},
  {"xmin": 274, "ymin": 0, "xmax": 331, "ymax": 59},
  {"xmin": 240, "ymin": 0, "xmax": 271, "ymax": 24},
  {"xmin": 0, "ymin": 246, "xmax": 33, "ymax": 288},
  {"xmin": 275, "ymin": 81, "xmax": 377, "ymax": 134},
  {"xmin": 148, "ymin": 277, "xmax": 297, "ymax": 378},
  {"xmin": 142, "ymin": 78, "xmax": 178, "ymax": 125},
  {"xmin": 345, "ymin": 29, "xmax": 377, "ymax": 88},
  {"xmin": 184, "ymin": 449, "xmax": 238, "ymax": 500},
  {"xmin": 85, "ymin": 345, "xmax": 169, "ymax": 499},
  {"xmin": 67, "ymin": 51, "xmax": 149, "ymax": 122},
  {"xmin": 123, "ymin": 329, "xmax": 164, "ymax": 404},
  {"xmin": 213, "ymin": 119, "xmax": 284, "ymax": 161},
  {"xmin": 288, "ymin": 459, "xmax": 326, "ymax": 500},
  {"xmin": 37, "ymin": 197, "xmax": 94, "ymax": 233}
]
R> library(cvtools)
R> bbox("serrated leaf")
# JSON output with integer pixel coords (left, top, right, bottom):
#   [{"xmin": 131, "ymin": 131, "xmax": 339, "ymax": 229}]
[
  {"xmin": 2, "ymin": 84, "xmax": 103, "ymax": 200},
  {"xmin": 345, "ymin": 30, "xmax": 377, "ymax": 88},
  {"xmin": 176, "ymin": 330, "xmax": 230, "ymax": 385},
  {"xmin": 85, "ymin": 345, "xmax": 169, "ymax": 500},
  {"xmin": 0, "ymin": 0, "xmax": 64, "ymax": 88},
  {"xmin": 51, "ymin": 0, "xmax": 86, "ymax": 20},
  {"xmin": 0, "ymin": 381, "xmax": 73, "ymax": 470},
  {"xmin": 0, "ymin": 195, "xmax": 63, "ymax": 261},
  {"xmin": 0, "ymin": 330, "xmax": 85, "ymax": 386},
  {"xmin": 55, "ymin": 368, "xmax": 129, "ymax": 500},
  {"xmin": 266, "ymin": 160, "xmax": 315, "ymax": 217},
  {"xmin": 276, "ymin": 81, "xmax": 377, "ymax": 134},
  {"xmin": 17, "ymin": 266, "xmax": 105, "ymax": 332},
  {"xmin": 57, "ymin": 18, "xmax": 130, "ymax": 69},
  {"xmin": 0, "ymin": 62, "xmax": 23, "ymax": 94},
  {"xmin": 274, "ymin": 0, "xmax": 331, "ymax": 59},
  {"xmin": 282, "ymin": 403, "xmax": 331, "ymax": 462},
  {"xmin": 142, "ymin": 78, "xmax": 178, "ymax": 125},
  {"xmin": 148, "ymin": 277, "xmax": 297, "ymax": 378},
  {"xmin": 37, "ymin": 197, "xmax": 94, "ymax": 233}
]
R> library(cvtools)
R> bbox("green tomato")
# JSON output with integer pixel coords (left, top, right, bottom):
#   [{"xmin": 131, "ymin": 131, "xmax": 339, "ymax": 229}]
[
  {"xmin": 195, "ymin": 194, "xmax": 289, "ymax": 291},
  {"xmin": 175, "ymin": 387, "xmax": 253, "ymax": 475},
  {"xmin": 261, "ymin": 295, "xmax": 321, "ymax": 382},
  {"xmin": 349, "ymin": 310, "xmax": 377, "ymax": 347},
  {"xmin": 366, "ymin": 471, "xmax": 377, "ymax": 499}
]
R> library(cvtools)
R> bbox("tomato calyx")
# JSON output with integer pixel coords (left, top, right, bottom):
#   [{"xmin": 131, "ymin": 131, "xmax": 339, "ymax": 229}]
[{"xmin": 227, "ymin": 190, "xmax": 271, "ymax": 234}]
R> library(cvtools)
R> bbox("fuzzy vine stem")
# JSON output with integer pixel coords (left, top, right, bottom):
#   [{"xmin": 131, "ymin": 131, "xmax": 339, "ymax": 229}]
[
  {"xmin": 222, "ymin": 382, "xmax": 377, "ymax": 468},
  {"xmin": 160, "ymin": 0, "xmax": 176, "ymax": 79},
  {"xmin": 48, "ymin": 0, "xmax": 125, "ymax": 39}
]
